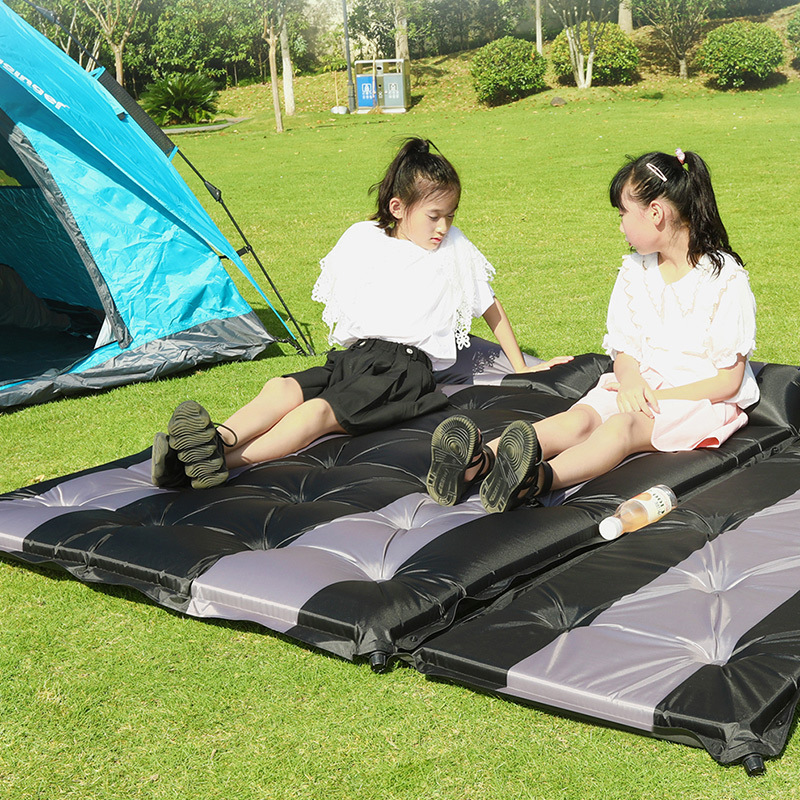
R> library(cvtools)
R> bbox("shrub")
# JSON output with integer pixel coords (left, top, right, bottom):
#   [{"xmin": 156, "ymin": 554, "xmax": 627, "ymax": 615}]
[
  {"xmin": 709, "ymin": 0, "xmax": 787, "ymax": 17},
  {"xmin": 470, "ymin": 37, "xmax": 547, "ymax": 105},
  {"xmin": 551, "ymin": 22, "xmax": 639, "ymax": 86},
  {"xmin": 140, "ymin": 74, "xmax": 219, "ymax": 126},
  {"xmin": 697, "ymin": 21, "xmax": 784, "ymax": 88},
  {"xmin": 788, "ymin": 10, "xmax": 800, "ymax": 59}
]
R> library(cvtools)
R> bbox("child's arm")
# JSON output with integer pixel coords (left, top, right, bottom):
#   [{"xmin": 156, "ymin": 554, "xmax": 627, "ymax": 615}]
[
  {"xmin": 609, "ymin": 353, "xmax": 746, "ymax": 418},
  {"xmin": 482, "ymin": 298, "xmax": 572, "ymax": 374},
  {"xmin": 654, "ymin": 356, "xmax": 746, "ymax": 404}
]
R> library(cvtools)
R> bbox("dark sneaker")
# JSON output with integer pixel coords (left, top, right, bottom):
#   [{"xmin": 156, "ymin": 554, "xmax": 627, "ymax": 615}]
[
  {"xmin": 167, "ymin": 400, "xmax": 229, "ymax": 489},
  {"xmin": 426, "ymin": 415, "xmax": 493, "ymax": 506},
  {"xmin": 151, "ymin": 431, "xmax": 189, "ymax": 488},
  {"xmin": 479, "ymin": 421, "xmax": 542, "ymax": 514}
]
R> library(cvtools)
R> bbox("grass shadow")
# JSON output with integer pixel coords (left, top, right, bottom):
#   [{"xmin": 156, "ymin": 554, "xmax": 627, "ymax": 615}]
[
  {"xmin": 701, "ymin": 71, "xmax": 789, "ymax": 91},
  {"xmin": 0, "ymin": 550, "xmax": 373, "ymax": 669},
  {"xmin": 633, "ymin": 29, "xmax": 683, "ymax": 74},
  {"xmin": 252, "ymin": 306, "xmax": 320, "ymax": 356}
]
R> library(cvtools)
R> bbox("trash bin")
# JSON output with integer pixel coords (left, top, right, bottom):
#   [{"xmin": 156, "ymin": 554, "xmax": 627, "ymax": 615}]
[
  {"xmin": 355, "ymin": 61, "xmax": 377, "ymax": 111},
  {"xmin": 376, "ymin": 59, "xmax": 410, "ymax": 113},
  {"xmin": 354, "ymin": 59, "xmax": 410, "ymax": 113}
]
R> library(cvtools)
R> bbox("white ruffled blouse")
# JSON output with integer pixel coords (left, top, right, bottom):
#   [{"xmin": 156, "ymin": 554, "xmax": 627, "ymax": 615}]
[
  {"xmin": 602, "ymin": 252, "xmax": 759, "ymax": 407},
  {"xmin": 312, "ymin": 221, "xmax": 495, "ymax": 370}
]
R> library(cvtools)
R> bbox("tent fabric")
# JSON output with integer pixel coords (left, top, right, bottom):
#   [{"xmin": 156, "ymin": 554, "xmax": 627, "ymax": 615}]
[
  {"xmin": 0, "ymin": 2, "xmax": 275, "ymax": 406},
  {"xmin": 1, "ymin": 347, "xmax": 800, "ymax": 768}
]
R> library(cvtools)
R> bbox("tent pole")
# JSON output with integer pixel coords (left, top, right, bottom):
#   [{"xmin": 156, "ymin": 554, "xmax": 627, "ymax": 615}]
[
  {"xmin": 20, "ymin": 0, "xmax": 100, "ymax": 70},
  {"xmin": 177, "ymin": 151, "xmax": 315, "ymax": 357}
]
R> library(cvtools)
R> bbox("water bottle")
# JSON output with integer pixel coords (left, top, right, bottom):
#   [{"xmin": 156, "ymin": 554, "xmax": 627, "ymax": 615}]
[{"xmin": 599, "ymin": 485, "xmax": 677, "ymax": 540}]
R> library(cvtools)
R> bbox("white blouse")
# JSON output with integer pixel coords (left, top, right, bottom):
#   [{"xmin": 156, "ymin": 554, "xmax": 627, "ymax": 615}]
[
  {"xmin": 602, "ymin": 252, "xmax": 759, "ymax": 407},
  {"xmin": 312, "ymin": 221, "xmax": 496, "ymax": 370}
]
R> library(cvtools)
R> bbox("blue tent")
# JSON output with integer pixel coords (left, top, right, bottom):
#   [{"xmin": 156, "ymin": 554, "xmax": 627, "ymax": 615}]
[{"xmin": 0, "ymin": 1, "xmax": 285, "ymax": 407}]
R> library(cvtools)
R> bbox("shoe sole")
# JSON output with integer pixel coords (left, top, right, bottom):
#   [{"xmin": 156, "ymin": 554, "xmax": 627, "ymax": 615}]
[
  {"xmin": 185, "ymin": 459, "xmax": 229, "ymax": 489},
  {"xmin": 168, "ymin": 401, "xmax": 229, "ymax": 489},
  {"xmin": 426, "ymin": 415, "xmax": 479, "ymax": 506},
  {"xmin": 167, "ymin": 401, "xmax": 216, "ymax": 453},
  {"xmin": 480, "ymin": 421, "xmax": 540, "ymax": 514}
]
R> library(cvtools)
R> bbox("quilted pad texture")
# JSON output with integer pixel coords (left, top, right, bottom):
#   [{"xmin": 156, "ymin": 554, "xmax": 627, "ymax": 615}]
[{"xmin": 2, "ymin": 352, "xmax": 800, "ymax": 768}]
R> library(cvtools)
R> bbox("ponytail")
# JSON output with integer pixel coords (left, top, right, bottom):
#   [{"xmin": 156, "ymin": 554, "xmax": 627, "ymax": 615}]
[
  {"xmin": 370, "ymin": 137, "xmax": 461, "ymax": 230},
  {"xmin": 609, "ymin": 150, "xmax": 742, "ymax": 275}
]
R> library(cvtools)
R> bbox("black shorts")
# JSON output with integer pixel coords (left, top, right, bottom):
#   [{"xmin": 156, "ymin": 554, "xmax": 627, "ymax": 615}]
[{"xmin": 286, "ymin": 339, "xmax": 449, "ymax": 436}]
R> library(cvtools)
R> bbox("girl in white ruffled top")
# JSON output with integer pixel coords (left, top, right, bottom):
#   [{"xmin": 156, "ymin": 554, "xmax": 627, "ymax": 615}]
[
  {"xmin": 151, "ymin": 137, "xmax": 568, "ymax": 489},
  {"xmin": 426, "ymin": 149, "xmax": 758, "ymax": 513}
]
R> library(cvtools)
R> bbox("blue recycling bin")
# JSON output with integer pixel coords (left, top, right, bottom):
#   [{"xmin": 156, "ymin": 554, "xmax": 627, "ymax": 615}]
[
  {"xmin": 354, "ymin": 60, "xmax": 410, "ymax": 113},
  {"xmin": 355, "ymin": 73, "xmax": 377, "ymax": 109}
]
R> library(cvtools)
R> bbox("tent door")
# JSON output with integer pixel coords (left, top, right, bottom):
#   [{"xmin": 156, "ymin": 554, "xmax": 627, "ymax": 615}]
[{"xmin": 0, "ymin": 125, "xmax": 113, "ymax": 387}]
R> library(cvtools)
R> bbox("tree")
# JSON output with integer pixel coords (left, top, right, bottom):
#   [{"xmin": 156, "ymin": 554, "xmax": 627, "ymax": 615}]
[
  {"xmin": 16, "ymin": 0, "xmax": 104, "ymax": 67},
  {"xmin": 261, "ymin": 9, "xmax": 283, "ymax": 132},
  {"xmin": 349, "ymin": 0, "xmax": 395, "ymax": 59},
  {"xmin": 534, "ymin": 0, "xmax": 543, "ymax": 54},
  {"xmin": 151, "ymin": 0, "xmax": 259, "ymax": 83},
  {"xmin": 82, "ymin": 0, "xmax": 144, "ymax": 85},
  {"xmin": 547, "ymin": 0, "xmax": 617, "ymax": 88},
  {"xmin": 260, "ymin": 0, "xmax": 304, "ymax": 132},
  {"xmin": 630, "ymin": 0, "xmax": 721, "ymax": 78},
  {"xmin": 618, "ymin": 0, "xmax": 632, "ymax": 33},
  {"xmin": 280, "ymin": 18, "xmax": 296, "ymax": 115},
  {"xmin": 405, "ymin": 0, "xmax": 526, "ymax": 58},
  {"xmin": 395, "ymin": 0, "xmax": 410, "ymax": 60}
]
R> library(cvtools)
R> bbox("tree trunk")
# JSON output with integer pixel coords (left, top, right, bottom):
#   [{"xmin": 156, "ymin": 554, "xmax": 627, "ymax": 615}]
[
  {"xmin": 566, "ymin": 28, "xmax": 590, "ymax": 89},
  {"xmin": 535, "ymin": 0, "xmax": 543, "ymax": 55},
  {"xmin": 82, "ymin": 0, "xmax": 142, "ymax": 88},
  {"xmin": 585, "ymin": 50, "xmax": 595, "ymax": 89},
  {"xmin": 618, "ymin": 1, "xmax": 633, "ymax": 34},
  {"xmin": 280, "ymin": 20, "xmax": 295, "ymax": 116},
  {"xmin": 113, "ymin": 43, "xmax": 124, "ymax": 84},
  {"xmin": 266, "ymin": 22, "xmax": 284, "ymax": 133},
  {"xmin": 678, "ymin": 56, "xmax": 688, "ymax": 79},
  {"xmin": 394, "ymin": 0, "xmax": 410, "ymax": 61}
]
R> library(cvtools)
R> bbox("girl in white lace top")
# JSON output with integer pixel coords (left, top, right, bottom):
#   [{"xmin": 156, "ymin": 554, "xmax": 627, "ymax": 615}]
[
  {"xmin": 152, "ymin": 137, "xmax": 568, "ymax": 489},
  {"xmin": 426, "ymin": 149, "xmax": 758, "ymax": 513}
]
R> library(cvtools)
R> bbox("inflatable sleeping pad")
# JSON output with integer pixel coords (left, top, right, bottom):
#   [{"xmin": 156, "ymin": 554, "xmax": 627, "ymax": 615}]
[{"xmin": 1, "ymin": 341, "xmax": 799, "ymax": 772}]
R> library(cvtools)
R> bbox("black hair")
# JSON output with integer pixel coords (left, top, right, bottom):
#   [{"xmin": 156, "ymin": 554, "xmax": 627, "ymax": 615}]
[
  {"xmin": 370, "ymin": 137, "xmax": 461, "ymax": 231},
  {"xmin": 609, "ymin": 150, "xmax": 742, "ymax": 275}
]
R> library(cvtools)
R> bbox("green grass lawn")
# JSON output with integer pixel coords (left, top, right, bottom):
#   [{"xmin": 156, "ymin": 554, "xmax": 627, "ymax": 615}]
[{"xmin": 3, "ymin": 31, "xmax": 800, "ymax": 798}]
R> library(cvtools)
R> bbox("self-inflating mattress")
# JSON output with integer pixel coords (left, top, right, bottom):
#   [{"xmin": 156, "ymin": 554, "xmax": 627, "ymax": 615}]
[{"xmin": 1, "ymin": 343, "xmax": 799, "ymax": 771}]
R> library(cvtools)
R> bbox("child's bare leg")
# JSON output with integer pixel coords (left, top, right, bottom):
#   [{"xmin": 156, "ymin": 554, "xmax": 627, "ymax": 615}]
[
  {"xmin": 532, "ymin": 404, "xmax": 602, "ymax": 459},
  {"xmin": 219, "ymin": 376, "xmax": 306, "ymax": 448},
  {"xmin": 225, "ymin": 397, "xmax": 346, "ymax": 468},
  {"xmin": 546, "ymin": 411, "xmax": 656, "ymax": 491},
  {"xmin": 474, "ymin": 405, "xmax": 601, "ymax": 480}
]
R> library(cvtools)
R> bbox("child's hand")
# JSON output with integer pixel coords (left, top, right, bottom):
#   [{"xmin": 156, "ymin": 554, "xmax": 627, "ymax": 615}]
[
  {"xmin": 517, "ymin": 355, "xmax": 574, "ymax": 373},
  {"xmin": 604, "ymin": 379, "xmax": 660, "ymax": 418}
]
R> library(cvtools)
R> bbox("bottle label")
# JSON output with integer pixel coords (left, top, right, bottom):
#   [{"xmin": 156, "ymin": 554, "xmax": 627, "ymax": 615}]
[{"xmin": 633, "ymin": 487, "xmax": 674, "ymax": 521}]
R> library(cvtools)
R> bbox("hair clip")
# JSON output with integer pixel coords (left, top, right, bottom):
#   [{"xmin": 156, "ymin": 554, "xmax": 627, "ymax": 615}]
[
  {"xmin": 675, "ymin": 148, "xmax": 686, "ymax": 164},
  {"xmin": 646, "ymin": 162, "xmax": 668, "ymax": 183}
]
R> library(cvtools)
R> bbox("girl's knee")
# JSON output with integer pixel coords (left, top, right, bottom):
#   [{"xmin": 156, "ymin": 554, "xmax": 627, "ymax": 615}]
[
  {"xmin": 260, "ymin": 375, "xmax": 303, "ymax": 402},
  {"xmin": 601, "ymin": 412, "xmax": 654, "ymax": 447},
  {"xmin": 566, "ymin": 405, "xmax": 601, "ymax": 438},
  {"xmin": 303, "ymin": 397, "xmax": 341, "ymax": 430}
]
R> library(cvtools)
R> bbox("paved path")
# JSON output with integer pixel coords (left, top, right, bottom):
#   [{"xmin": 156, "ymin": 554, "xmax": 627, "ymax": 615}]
[{"xmin": 164, "ymin": 117, "xmax": 250, "ymax": 135}]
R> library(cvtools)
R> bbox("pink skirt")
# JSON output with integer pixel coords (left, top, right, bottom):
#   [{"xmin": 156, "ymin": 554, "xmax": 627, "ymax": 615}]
[{"xmin": 575, "ymin": 372, "xmax": 748, "ymax": 452}]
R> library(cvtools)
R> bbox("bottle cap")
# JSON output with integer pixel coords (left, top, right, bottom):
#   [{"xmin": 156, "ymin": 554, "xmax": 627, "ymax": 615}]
[{"xmin": 599, "ymin": 516, "xmax": 624, "ymax": 540}]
